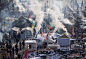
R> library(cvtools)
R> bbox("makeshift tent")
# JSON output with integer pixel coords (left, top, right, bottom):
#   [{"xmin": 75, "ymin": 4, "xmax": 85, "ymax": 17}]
[{"xmin": 57, "ymin": 33, "xmax": 70, "ymax": 47}]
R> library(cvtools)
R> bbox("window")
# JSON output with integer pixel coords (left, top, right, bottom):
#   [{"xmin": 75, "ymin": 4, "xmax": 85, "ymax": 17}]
[{"xmin": 29, "ymin": 45, "xmax": 31, "ymax": 49}]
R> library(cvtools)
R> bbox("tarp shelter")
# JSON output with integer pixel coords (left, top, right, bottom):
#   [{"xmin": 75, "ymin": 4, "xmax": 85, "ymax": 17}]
[
  {"xmin": 11, "ymin": 27, "xmax": 20, "ymax": 38},
  {"xmin": 11, "ymin": 27, "xmax": 20, "ymax": 33},
  {"xmin": 12, "ymin": 16, "xmax": 32, "ymax": 28},
  {"xmin": 25, "ymin": 40, "xmax": 37, "ymax": 51},
  {"xmin": 21, "ymin": 27, "xmax": 33, "ymax": 39},
  {"xmin": 57, "ymin": 33, "xmax": 70, "ymax": 47}
]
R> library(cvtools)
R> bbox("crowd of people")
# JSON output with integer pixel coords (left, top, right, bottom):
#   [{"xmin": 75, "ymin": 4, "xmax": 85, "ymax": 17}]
[{"xmin": 0, "ymin": 39, "xmax": 25, "ymax": 59}]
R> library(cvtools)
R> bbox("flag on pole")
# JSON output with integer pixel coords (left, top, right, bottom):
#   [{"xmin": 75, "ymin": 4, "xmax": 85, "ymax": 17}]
[
  {"xmin": 81, "ymin": 0, "xmax": 83, "ymax": 7},
  {"xmin": 72, "ymin": 26, "xmax": 75, "ymax": 36},
  {"xmin": 41, "ymin": 31, "xmax": 43, "ymax": 37},
  {"xmin": 24, "ymin": 50, "xmax": 27, "ymax": 58},
  {"xmin": 48, "ymin": 26, "xmax": 52, "ymax": 30},
  {"xmin": 46, "ymin": 26, "xmax": 52, "ymax": 40},
  {"xmin": 81, "ymin": 32, "xmax": 83, "ymax": 39},
  {"xmin": 48, "ymin": 26, "xmax": 52, "ymax": 35},
  {"xmin": 5, "ymin": 15, "xmax": 8, "ymax": 19}
]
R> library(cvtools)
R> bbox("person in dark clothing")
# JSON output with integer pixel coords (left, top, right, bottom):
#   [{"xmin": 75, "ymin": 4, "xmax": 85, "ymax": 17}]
[
  {"xmin": 12, "ymin": 47, "xmax": 14, "ymax": 58},
  {"xmin": 22, "ymin": 40, "xmax": 25, "ymax": 48},
  {"xmin": 10, "ymin": 49, "xmax": 12, "ymax": 57},
  {"xmin": 12, "ymin": 47, "xmax": 14, "ymax": 55},
  {"xmin": 18, "ymin": 54, "xmax": 21, "ymax": 59},
  {"xmin": 15, "ymin": 44, "xmax": 18, "ymax": 55},
  {"xmin": 19, "ymin": 41, "xmax": 21, "ymax": 50},
  {"xmin": 16, "ymin": 38, "xmax": 19, "ymax": 43},
  {"xmin": 83, "ymin": 45, "xmax": 85, "ymax": 50},
  {"xmin": 7, "ymin": 56, "xmax": 10, "ymax": 59},
  {"xmin": 6, "ymin": 42, "xmax": 9, "ymax": 53},
  {"xmin": 9, "ymin": 44, "xmax": 12, "ymax": 49},
  {"xmin": 16, "ymin": 48, "xmax": 18, "ymax": 55},
  {"xmin": 15, "ymin": 44, "xmax": 18, "ymax": 48},
  {"xmin": 3, "ymin": 56, "xmax": 5, "ymax": 59}
]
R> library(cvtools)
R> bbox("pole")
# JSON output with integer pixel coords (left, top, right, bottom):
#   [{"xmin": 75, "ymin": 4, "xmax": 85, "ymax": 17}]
[{"xmin": 47, "ymin": 39, "xmax": 49, "ymax": 49}]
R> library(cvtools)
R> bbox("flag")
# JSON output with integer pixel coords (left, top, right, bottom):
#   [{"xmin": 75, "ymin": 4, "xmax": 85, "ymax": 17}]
[
  {"xmin": 24, "ymin": 50, "xmax": 27, "ymax": 58},
  {"xmin": 46, "ymin": 26, "xmax": 52, "ymax": 40},
  {"xmin": 5, "ymin": 15, "xmax": 8, "ymax": 19},
  {"xmin": 48, "ymin": 26, "xmax": 52, "ymax": 30},
  {"xmin": 81, "ymin": 0, "xmax": 83, "ymax": 7},
  {"xmin": 76, "ymin": 2, "xmax": 78, "ymax": 6},
  {"xmin": 81, "ymin": 32, "xmax": 83, "ymax": 39},
  {"xmin": 72, "ymin": 26, "xmax": 75, "ymax": 36},
  {"xmin": 76, "ymin": 2, "xmax": 79, "ymax": 10},
  {"xmin": 41, "ymin": 31, "xmax": 43, "ymax": 37},
  {"xmin": 32, "ymin": 24, "xmax": 34, "ymax": 29},
  {"xmin": 29, "ymin": 13, "xmax": 32, "ymax": 18},
  {"xmin": 32, "ymin": 21, "xmax": 35, "ymax": 29},
  {"xmin": 4, "ymin": 22, "xmax": 6, "ymax": 27},
  {"xmin": 15, "ymin": 15, "xmax": 18, "ymax": 20}
]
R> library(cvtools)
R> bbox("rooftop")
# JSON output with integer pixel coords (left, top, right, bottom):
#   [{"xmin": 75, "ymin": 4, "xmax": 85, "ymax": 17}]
[
  {"xmin": 11, "ymin": 27, "xmax": 20, "ymax": 32},
  {"xmin": 59, "ymin": 33, "xmax": 70, "ymax": 38},
  {"xmin": 25, "ymin": 40, "xmax": 36, "ymax": 43}
]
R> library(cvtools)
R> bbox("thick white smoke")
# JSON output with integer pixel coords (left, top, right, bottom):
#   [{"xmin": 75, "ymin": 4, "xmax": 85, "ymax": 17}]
[
  {"xmin": 13, "ymin": 0, "xmax": 73, "ymax": 35},
  {"xmin": 46, "ymin": 0, "xmax": 70, "ymax": 35},
  {"xmin": 29, "ymin": 0, "xmax": 44, "ymax": 34},
  {"xmin": 1, "ymin": 0, "xmax": 73, "ymax": 35},
  {"xmin": 14, "ymin": 0, "xmax": 44, "ymax": 34},
  {"xmin": 0, "ymin": 32, "xmax": 3, "ymax": 42}
]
